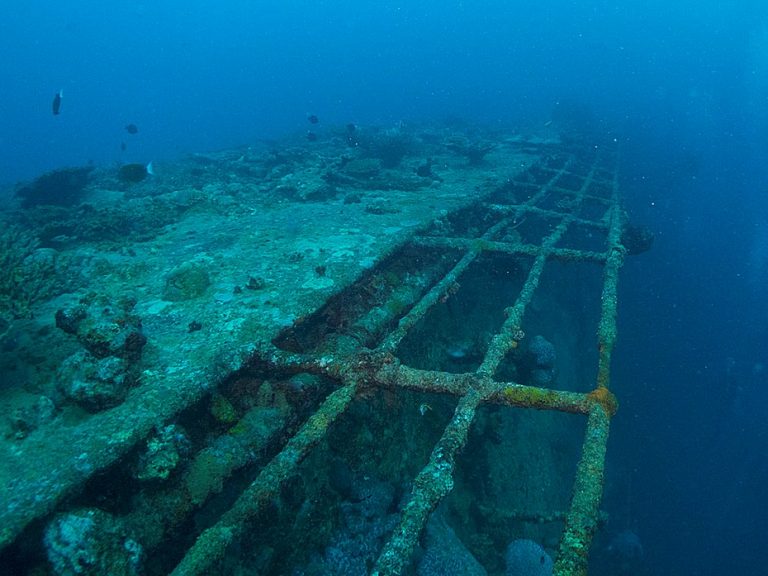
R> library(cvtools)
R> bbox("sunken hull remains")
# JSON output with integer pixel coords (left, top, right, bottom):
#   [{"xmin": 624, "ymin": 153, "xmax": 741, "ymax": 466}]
[{"xmin": 0, "ymin": 125, "xmax": 627, "ymax": 576}]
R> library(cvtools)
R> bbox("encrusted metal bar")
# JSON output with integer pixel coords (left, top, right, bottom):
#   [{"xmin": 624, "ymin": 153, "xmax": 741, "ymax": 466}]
[
  {"xmin": 595, "ymin": 207, "xmax": 626, "ymax": 389},
  {"xmin": 374, "ymin": 362, "xmax": 595, "ymax": 415},
  {"xmin": 372, "ymin": 387, "xmax": 487, "ymax": 576},
  {"xmin": 553, "ymin": 404, "xmax": 611, "ymax": 576},
  {"xmin": 123, "ymin": 405, "xmax": 290, "ymax": 551},
  {"xmin": 380, "ymin": 157, "xmax": 576, "ymax": 354},
  {"xmin": 412, "ymin": 236, "xmax": 608, "ymax": 264},
  {"xmin": 479, "ymin": 158, "xmax": 601, "ymax": 377},
  {"xmin": 553, "ymin": 154, "xmax": 624, "ymax": 576},
  {"xmin": 379, "ymin": 249, "xmax": 479, "ymax": 353},
  {"xmin": 485, "ymin": 203, "xmax": 610, "ymax": 230},
  {"xmin": 479, "ymin": 221, "xmax": 574, "ymax": 375},
  {"xmin": 170, "ymin": 378, "xmax": 359, "ymax": 576}
]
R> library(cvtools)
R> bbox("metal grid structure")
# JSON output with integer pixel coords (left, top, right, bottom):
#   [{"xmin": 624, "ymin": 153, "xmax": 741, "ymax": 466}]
[{"xmin": 169, "ymin": 141, "xmax": 626, "ymax": 576}]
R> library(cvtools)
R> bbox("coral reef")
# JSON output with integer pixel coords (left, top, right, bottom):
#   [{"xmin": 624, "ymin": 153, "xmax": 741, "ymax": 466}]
[
  {"xmin": 361, "ymin": 127, "xmax": 415, "ymax": 168},
  {"xmin": 341, "ymin": 157, "xmax": 382, "ymax": 178},
  {"xmin": 15, "ymin": 199, "xmax": 185, "ymax": 246},
  {"xmin": 0, "ymin": 224, "xmax": 61, "ymax": 322},
  {"xmin": 15, "ymin": 166, "xmax": 94, "ymax": 208}
]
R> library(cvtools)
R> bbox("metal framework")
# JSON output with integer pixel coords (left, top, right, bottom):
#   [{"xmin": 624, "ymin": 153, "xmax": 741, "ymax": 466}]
[
  {"xmin": 0, "ymin": 139, "xmax": 626, "ymax": 575},
  {"xmin": 168, "ymin": 142, "xmax": 626, "ymax": 576}
]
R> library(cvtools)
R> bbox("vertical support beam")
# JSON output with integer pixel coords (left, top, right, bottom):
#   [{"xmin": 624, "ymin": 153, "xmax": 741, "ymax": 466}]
[
  {"xmin": 595, "ymin": 204, "xmax": 626, "ymax": 389},
  {"xmin": 553, "ymin": 404, "xmax": 610, "ymax": 576},
  {"xmin": 554, "ymin": 150, "xmax": 625, "ymax": 575},
  {"xmin": 372, "ymin": 389, "xmax": 484, "ymax": 576}
]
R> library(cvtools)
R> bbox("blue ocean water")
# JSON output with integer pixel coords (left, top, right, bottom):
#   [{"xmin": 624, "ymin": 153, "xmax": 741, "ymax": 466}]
[{"xmin": 1, "ymin": 1, "xmax": 767, "ymax": 574}]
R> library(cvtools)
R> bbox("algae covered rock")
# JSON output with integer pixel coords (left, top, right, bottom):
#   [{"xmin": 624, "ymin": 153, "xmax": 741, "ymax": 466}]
[
  {"xmin": 55, "ymin": 300, "xmax": 147, "ymax": 360},
  {"xmin": 163, "ymin": 261, "xmax": 211, "ymax": 301},
  {"xmin": 57, "ymin": 351, "xmax": 134, "ymax": 412},
  {"xmin": 53, "ymin": 299, "xmax": 147, "ymax": 411},
  {"xmin": 134, "ymin": 424, "xmax": 190, "ymax": 481},
  {"xmin": 44, "ymin": 508, "xmax": 143, "ymax": 576},
  {"xmin": 70, "ymin": 316, "xmax": 147, "ymax": 361},
  {"xmin": 210, "ymin": 393, "xmax": 238, "ymax": 424}
]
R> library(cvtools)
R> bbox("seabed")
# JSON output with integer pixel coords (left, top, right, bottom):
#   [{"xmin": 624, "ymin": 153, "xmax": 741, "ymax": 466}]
[{"xmin": 0, "ymin": 124, "xmax": 628, "ymax": 575}]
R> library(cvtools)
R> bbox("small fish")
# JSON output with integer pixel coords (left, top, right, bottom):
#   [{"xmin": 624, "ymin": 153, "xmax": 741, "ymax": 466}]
[
  {"xmin": 418, "ymin": 403, "xmax": 432, "ymax": 416},
  {"xmin": 306, "ymin": 131, "xmax": 318, "ymax": 142},
  {"xmin": 307, "ymin": 114, "xmax": 319, "ymax": 124},
  {"xmin": 52, "ymin": 90, "xmax": 63, "ymax": 115},
  {"xmin": 125, "ymin": 123, "xmax": 139, "ymax": 134},
  {"xmin": 120, "ymin": 141, "xmax": 127, "ymax": 152},
  {"xmin": 118, "ymin": 161, "xmax": 154, "ymax": 183}
]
